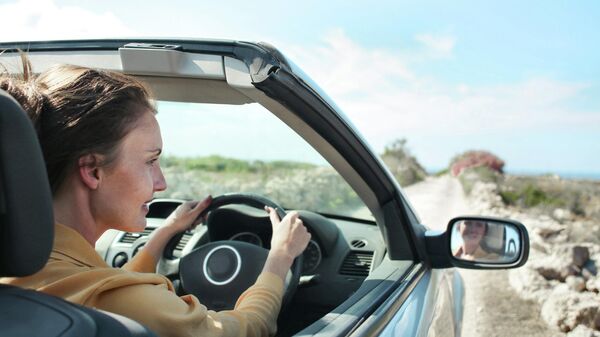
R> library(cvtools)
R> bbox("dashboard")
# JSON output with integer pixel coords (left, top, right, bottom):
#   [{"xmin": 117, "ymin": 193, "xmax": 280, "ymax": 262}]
[{"xmin": 95, "ymin": 199, "xmax": 386, "ymax": 311}]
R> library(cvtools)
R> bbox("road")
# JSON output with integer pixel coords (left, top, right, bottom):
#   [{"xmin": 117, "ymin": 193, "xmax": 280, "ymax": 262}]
[
  {"xmin": 403, "ymin": 175, "xmax": 470, "ymax": 230},
  {"xmin": 403, "ymin": 175, "xmax": 561, "ymax": 337}
]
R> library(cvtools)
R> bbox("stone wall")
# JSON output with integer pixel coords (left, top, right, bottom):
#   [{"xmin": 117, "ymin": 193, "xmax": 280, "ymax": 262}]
[{"xmin": 468, "ymin": 181, "xmax": 600, "ymax": 337}]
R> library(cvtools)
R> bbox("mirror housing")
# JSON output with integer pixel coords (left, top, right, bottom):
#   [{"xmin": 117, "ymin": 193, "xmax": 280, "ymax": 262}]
[{"xmin": 425, "ymin": 216, "xmax": 529, "ymax": 269}]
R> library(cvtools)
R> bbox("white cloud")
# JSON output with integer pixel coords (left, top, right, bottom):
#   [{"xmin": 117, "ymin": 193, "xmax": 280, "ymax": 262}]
[
  {"xmin": 284, "ymin": 29, "xmax": 415, "ymax": 99},
  {"xmin": 415, "ymin": 33, "xmax": 456, "ymax": 58},
  {"xmin": 283, "ymin": 30, "xmax": 599, "ymax": 151},
  {"xmin": 0, "ymin": 0, "xmax": 136, "ymax": 41}
]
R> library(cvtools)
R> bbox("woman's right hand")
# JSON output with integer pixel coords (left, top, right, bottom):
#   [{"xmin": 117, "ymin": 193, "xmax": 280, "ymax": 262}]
[
  {"xmin": 139, "ymin": 196, "xmax": 212, "ymax": 264},
  {"xmin": 262, "ymin": 207, "xmax": 311, "ymax": 280}
]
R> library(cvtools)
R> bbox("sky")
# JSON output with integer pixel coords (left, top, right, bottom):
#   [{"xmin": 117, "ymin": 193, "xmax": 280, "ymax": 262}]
[{"xmin": 1, "ymin": 0, "xmax": 599, "ymax": 176}]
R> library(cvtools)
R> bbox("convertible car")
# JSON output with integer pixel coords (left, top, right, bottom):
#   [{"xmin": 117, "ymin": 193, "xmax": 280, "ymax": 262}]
[{"xmin": 0, "ymin": 39, "xmax": 529, "ymax": 337}]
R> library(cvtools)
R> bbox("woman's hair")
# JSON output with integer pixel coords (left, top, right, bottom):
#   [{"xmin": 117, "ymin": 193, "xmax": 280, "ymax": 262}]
[{"xmin": 1, "ymin": 53, "xmax": 156, "ymax": 194}]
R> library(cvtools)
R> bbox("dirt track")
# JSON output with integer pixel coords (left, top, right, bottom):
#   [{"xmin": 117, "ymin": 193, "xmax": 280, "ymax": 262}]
[{"xmin": 403, "ymin": 176, "xmax": 562, "ymax": 337}]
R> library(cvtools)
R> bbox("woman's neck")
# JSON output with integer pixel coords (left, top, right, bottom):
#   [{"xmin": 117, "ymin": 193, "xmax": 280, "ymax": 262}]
[
  {"xmin": 462, "ymin": 242, "xmax": 480, "ymax": 256},
  {"xmin": 53, "ymin": 184, "xmax": 104, "ymax": 246}
]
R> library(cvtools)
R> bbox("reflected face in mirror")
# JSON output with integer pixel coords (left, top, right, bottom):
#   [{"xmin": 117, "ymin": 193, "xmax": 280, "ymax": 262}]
[
  {"xmin": 451, "ymin": 219, "xmax": 521, "ymax": 264},
  {"xmin": 458, "ymin": 220, "xmax": 486, "ymax": 244}
]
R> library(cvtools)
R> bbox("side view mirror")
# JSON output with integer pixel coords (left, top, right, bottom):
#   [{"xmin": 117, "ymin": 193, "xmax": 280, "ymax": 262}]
[{"xmin": 425, "ymin": 216, "xmax": 529, "ymax": 269}]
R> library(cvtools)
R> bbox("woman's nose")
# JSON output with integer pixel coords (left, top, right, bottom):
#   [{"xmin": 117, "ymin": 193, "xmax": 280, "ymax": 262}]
[{"xmin": 154, "ymin": 166, "xmax": 167, "ymax": 192}]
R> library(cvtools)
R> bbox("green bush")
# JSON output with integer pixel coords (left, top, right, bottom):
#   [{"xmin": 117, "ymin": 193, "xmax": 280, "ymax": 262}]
[
  {"xmin": 499, "ymin": 184, "xmax": 562, "ymax": 208},
  {"xmin": 458, "ymin": 166, "xmax": 501, "ymax": 195}
]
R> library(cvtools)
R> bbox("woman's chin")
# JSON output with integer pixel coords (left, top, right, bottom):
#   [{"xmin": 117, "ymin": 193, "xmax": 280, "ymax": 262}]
[
  {"xmin": 119, "ymin": 217, "xmax": 148, "ymax": 233},
  {"xmin": 135, "ymin": 217, "xmax": 148, "ymax": 231}
]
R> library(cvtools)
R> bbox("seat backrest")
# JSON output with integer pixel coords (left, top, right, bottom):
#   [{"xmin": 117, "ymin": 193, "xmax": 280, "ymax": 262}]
[
  {"xmin": 0, "ymin": 90, "xmax": 54, "ymax": 276},
  {"xmin": 0, "ymin": 89, "xmax": 157, "ymax": 337}
]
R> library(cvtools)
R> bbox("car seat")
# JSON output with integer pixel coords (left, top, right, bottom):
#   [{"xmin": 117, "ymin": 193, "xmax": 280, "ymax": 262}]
[{"xmin": 0, "ymin": 89, "xmax": 158, "ymax": 337}]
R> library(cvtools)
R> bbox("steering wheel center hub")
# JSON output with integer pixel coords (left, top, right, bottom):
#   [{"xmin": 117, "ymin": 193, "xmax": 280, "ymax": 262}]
[{"xmin": 203, "ymin": 245, "xmax": 241, "ymax": 285}]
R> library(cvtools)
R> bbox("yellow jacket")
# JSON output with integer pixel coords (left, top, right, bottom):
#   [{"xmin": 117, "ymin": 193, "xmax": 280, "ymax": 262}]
[
  {"xmin": 1, "ymin": 223, "xmax": 284, "ymax": 337},
  {"xmin": 453, "ymin": 245, "xmax": 500, "ymax": 262}
]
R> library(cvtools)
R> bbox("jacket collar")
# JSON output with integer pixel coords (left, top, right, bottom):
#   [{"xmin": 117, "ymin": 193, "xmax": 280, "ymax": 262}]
[{"xmin": 51, "ymin": 223, "xmax": 109, "ymax": 268}]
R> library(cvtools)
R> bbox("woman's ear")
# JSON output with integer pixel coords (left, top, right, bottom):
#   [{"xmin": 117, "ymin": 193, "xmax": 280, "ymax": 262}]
[{"xmin": 78, "ymin": 154, "xmax": 101, "ymax": 190}]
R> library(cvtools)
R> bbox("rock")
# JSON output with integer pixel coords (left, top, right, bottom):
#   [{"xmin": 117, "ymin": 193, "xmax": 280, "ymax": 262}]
[
  {"xmin": 567, "ymin": 276, "xmax": 587, "ymax": 292},
  {"xmin": 531, "ymin": 245, "xmax": 591, "ymax": 282},
  {"xmin": 531, "ymin": 222, "xmax": 569, "ymax": 245},
  {"xmin": 554, "ymin": 208, "xmax": 574, "ymax": 222},
  {"xmin": 509, "ymin": 267, "xmax": 552, "ymax": 303},
  {"xmin": 587, "ymin": 278, "xmax": 600, "ymax": 293},
  {"xmin": 572, "ymin": 246, "xmax": 592, "ymax": 268},
  {"xmin": 558, "ymin": 282, "xmax": 575, "ymax": 293},
  {"xmin": 530, "ymin": 240, "xmax": 551, "ymax": 254},
  {"xmin": 541, "ymin": 290, "xmax": 600, "ymax": 332},
  {"xmin": 568, "ymin": 325, "xmax": 600, "ymax": 337},
  {"xmin": 532, "ymin": 254, "xmax": 579, "ymax": 282},
  {"xmin": 583, "ymin": 260, "xmax": 598, "ymax": 280},
  {"xmin": 469, "ymin": 182, "xmax": 505, "ymax": 209}
]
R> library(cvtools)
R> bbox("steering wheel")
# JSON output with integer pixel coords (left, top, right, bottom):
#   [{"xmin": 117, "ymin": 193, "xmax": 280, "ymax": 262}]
[{"xmin": 167, "ymin": 193, "xmax": 303, "ymax": 311}]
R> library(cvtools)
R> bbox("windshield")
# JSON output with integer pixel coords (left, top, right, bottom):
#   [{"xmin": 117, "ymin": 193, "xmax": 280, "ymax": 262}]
[{"xmin": 155, "ymin": 101, "xmax": 372, "ymax": 220}]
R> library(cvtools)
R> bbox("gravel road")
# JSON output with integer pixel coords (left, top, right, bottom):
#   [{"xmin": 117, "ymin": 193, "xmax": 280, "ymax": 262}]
[{"xmin": 403, "ymin": 175, "xmax": 562, "ymax": 337}]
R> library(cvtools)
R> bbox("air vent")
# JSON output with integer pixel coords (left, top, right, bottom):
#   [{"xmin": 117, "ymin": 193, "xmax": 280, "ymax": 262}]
[
  {"xmin": 351, "ymin": 239, "xmax": 367, "ymax": 248},
  {"xmin": 172, "ymin": 231, "xmax": 193, "ymax": 258},
  {"xmin": 119, "ymin": 228, "xmax": 154, "ymax": 244},
  {"xmin": 339, "ymin": 251, "xmax": 374, "ymax": 277}
]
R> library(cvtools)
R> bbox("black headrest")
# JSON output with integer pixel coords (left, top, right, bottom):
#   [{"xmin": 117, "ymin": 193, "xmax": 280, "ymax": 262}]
[{"xmin": 0, "ymin": 90, "xmax": 54, "ymax": 277}]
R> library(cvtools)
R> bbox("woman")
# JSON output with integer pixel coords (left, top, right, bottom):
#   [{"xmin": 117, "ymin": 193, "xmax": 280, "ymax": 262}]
[
  {"xmin": 452, "ymin": 220, "xmax": 497, "ymax": 261},
  {"xmin": 0, "ymin": 57, "xmax": 311, "ymax": 337}
]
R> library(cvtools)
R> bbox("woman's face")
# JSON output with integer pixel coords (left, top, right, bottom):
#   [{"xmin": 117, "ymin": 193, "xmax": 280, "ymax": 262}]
[
  {"xmin": 92, "ymin": 111, "xmax": 167, "ymax": 232},
  {"xmin": 459, "ymin": 220, "xmax": 486, "ymax": 244}
]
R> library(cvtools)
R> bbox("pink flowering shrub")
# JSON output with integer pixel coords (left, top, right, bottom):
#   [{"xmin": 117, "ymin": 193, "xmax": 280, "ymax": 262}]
[{"xmin": 450, "ymin": 150, "xmax": 505, "ymax": 176}]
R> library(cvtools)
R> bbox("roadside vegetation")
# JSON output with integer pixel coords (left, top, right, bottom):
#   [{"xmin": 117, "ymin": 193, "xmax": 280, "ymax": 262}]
[
  {"xmin": 499, "ymin": 175, "xmax": 600, "ymax": 221},
  {"xmin": 380, "ymin": 138, "xmax": 428, "ymax": 186},
  {"xmin": 156, "ymin": 139, "xmax": 428, "ymax": 216},
  {"xmin": 157, "ymin": 155, "xmax": 364, "ymax": 215},
  {"xmin": 452, "ymin": 150, "xmax": 600, "ymax": 221}
]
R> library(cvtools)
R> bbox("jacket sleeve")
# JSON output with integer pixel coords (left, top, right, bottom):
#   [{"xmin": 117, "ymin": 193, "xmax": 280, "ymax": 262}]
[
  {"xmin": 92, "ymin": 272, "xmax": 284, "ymax": 337},
  {"xmin": 121, "ymin": 249, "xmax": 157, "ymax": 273}
]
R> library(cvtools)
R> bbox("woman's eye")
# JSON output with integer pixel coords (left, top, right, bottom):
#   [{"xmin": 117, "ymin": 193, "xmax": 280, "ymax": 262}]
[{"xmin": 147, "ymin": 158, "xmax": 158, "ymax": 165}]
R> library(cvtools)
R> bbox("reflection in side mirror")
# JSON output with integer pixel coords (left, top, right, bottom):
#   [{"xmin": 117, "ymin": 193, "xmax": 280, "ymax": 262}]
[{"xmin": 450, "ymin": 218, "xmax": 523, "ymax": 265}]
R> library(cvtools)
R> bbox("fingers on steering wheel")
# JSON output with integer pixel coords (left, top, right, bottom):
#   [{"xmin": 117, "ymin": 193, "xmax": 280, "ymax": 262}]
[
  {"xmin": 193, "ymin": 195, "xmax": 212, "ymax": 212},
  {"xmin": 188, "ymin": 196, "xmax": 211, "ymax": 227},
  {"xmin": 265, "ymin": 206, "xmax": 280, "ymax": 225}
]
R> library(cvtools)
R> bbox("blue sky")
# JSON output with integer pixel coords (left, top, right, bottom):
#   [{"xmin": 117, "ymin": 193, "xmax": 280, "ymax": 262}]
[{"xmin": 1, "ymin": 0, "xmax": 599, "ymax": 175}]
